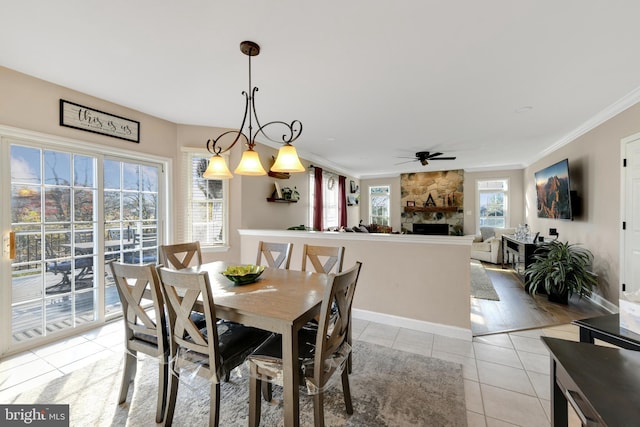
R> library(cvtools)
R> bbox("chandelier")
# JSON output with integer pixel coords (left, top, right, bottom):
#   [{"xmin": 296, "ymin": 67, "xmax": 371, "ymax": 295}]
[{"xmin": 203, "ymin": 41, "xmax": 305, "ymax": 179}]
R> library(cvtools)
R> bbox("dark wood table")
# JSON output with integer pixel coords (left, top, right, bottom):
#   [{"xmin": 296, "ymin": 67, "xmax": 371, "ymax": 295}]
[
  {"xmin": 501, "ymin": 234, "xmax": 538, "ymax": 285},
  {"xmin": 572, "ymin": 313, "xmax": 640, "ymax": 351},
  {"xmin": 542, "ymin": 336, "xmax": 640, "ymax": 426}
]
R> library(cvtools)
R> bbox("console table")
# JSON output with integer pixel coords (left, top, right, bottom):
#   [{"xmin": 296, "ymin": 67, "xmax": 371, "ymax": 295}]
[
  {"xmin": 501, "ymin": 234, "xmax": 537, "ymax": 283},
  {"xmin": 542, "ymin": 336, "xmax": 640, "ymax": 426},
  {"xmin": 572, "ymin": 313, "xmax": 640, "ymax": 351}
]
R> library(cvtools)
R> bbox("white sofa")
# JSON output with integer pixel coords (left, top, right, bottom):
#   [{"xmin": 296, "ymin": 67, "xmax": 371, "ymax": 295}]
[{"xmin": 470, "ymin": 227, "xmax": 516, "ymax": 264}]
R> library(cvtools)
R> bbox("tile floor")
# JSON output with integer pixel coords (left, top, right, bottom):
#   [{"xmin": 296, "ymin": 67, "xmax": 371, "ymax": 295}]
[{"xmin": 0, "ymin": 319, "xmax": 594, "ymax": 426}]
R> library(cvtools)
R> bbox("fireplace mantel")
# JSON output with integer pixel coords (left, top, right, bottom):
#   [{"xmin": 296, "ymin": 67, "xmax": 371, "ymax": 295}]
[{"xmin": 404, "ymin": 206, "xmax": 459, "ymax": 213}]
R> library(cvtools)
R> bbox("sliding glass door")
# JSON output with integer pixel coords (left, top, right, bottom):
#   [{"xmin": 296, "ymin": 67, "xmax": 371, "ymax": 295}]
[
  {"xmin": 3, "ymin": 138, "xmax": 164, "ymax": 353},
  {"xmin": 9, "ymin": 145, "xmax": 98, "ymax": 343},
  {"xmin": 103, "ymin": 158, "xmax": 160, "ymax": 317}
]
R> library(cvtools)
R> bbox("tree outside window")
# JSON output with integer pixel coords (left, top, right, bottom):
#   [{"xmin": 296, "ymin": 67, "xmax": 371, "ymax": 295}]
[
  {"xmin": 188, "ymin": 154, "xmax": 227, "ymax": 246},
  {"xmin": 478, "ymin": 179, "xmax": 508, "ymax": 228},
  {"xmin": 369, "ymin": 186, "xmax": 390, "ymax": 226}
]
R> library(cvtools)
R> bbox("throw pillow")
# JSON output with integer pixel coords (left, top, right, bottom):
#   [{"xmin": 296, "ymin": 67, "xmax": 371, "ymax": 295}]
[{"xmin": 480, "ymin": 227, "xmax": 495, "ymax": 242}]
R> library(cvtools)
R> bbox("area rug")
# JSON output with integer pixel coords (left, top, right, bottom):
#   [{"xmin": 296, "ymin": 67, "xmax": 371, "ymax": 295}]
[
  {"xmin": 4, "ymin": 341, "xmax": 466, "ymax": 426},
  {"xmin": 470, "ymin": 260, "xmax": 500, "ymax": 301}
]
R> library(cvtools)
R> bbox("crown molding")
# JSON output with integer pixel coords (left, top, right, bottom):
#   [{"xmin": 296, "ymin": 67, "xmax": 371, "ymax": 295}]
[{"xmin": 526, "ymin": 85, "xmax": 640, "ymax": 167}]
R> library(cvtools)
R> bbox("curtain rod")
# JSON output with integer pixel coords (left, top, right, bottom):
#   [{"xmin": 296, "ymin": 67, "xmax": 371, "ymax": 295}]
[{"xmin": 308, "ymin": 164, "xmax": 344, "ymax": 178}]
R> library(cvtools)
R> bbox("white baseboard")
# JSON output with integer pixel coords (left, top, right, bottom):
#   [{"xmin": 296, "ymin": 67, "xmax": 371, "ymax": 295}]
[
  {"xmin": 588, "ymin": 293, "xmax": 618, "ymax": 313},
  {"xmin": 353, "ymin": 309, "xmax": 473, "ymax": 341}
]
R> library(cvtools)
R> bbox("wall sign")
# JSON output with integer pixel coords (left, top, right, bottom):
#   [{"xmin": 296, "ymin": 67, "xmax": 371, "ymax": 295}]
[{"xmin": 59, "ymin": 99, "xmax": 140, "ymax": 143}]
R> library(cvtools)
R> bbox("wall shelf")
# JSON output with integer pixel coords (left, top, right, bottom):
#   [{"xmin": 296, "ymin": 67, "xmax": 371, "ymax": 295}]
[
  {"xmin": 268, "ymin": 171, "xmax": 290, "ymax": 179},
  {"xmin": 266, "ymin": 198, "xmax": 297, "ymax": 203},
  {"xmin": 404, "ymin": 206, "xmax": 459, "ymax": 213}
]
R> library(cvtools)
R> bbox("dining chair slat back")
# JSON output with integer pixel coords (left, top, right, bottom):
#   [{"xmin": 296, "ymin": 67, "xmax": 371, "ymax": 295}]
[
  {"xmin": 301, "ymin": 244, "xmax": 345, "ymax": 274},
  {"xmin": 248, "ymin": 261, "xmax": 362, "ymax": 427},
  {"xmin": 159, "ymin": 241, "xmax": 202, "ymax": 270},
  {"xmin": 256, "ymin": 241, "xmax": 293, "ymax": 269},
  {"xmin": 108, "ymin": 261, "xmax": 169, "ymax": 424},
  {"xmin": 157, "ymin": 266, "xmax": 271, "ymax": 427}
]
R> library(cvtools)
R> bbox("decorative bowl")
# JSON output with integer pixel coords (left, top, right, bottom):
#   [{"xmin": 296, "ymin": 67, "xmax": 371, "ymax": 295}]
[{"xmin": 221, "ymin": 264, "xmax": 265, "ymax": 285}]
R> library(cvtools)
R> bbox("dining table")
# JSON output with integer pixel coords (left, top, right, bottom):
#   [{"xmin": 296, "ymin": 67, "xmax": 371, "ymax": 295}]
[{"xmin": 183, "ymin": 261, "xmax": 328, "ymax": 427}]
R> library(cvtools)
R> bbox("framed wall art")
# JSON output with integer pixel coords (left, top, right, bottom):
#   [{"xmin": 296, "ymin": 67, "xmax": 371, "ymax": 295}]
[{"xmin": 59, "ymin": 99, "xmax": 140, "ymax": 143}]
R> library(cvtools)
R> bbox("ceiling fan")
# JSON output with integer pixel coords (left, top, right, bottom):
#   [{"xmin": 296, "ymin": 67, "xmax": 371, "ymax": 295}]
[{"xmin": 396, "ymin": 151, "xmax": 457, "ymax": 166}]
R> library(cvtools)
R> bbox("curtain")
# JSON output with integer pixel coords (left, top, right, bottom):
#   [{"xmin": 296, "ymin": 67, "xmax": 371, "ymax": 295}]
[
  {"xmin": 338, "ymin": 175, "xmax": 347, "ymax": 227},
  {"xmin": 313, "ymin": 166, "xmax": 323, "ymax": 231}
]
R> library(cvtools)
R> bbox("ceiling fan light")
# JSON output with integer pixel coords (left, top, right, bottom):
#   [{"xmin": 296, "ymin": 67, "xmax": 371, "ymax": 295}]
[
  {"xmin": 234, "ymin": 148, "xmax": 267, "ymax": 176},
  {"xmin": 203, "ymin": 154, "xmax": 233, "ymax": 179},
  {"xmin": 271, "ymin": 144, "xmax": 305, "ymax": 173}
]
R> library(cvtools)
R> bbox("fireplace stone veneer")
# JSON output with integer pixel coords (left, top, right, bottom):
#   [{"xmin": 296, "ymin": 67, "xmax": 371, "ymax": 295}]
[{"xmin": 401, "ymin": 170, "xmax": 464, "ymax": 235}]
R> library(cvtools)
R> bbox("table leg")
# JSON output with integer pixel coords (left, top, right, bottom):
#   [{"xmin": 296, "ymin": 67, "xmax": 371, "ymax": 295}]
[
  {"xmin": 578, "ymin": 327, "xmax": 595, "ymax": 344},
  {"xmin": 282, "ymin": 325, "xmax": 300, "ymax": 427},
  {"xmin": 550, "ymin": 359, "xmax": 568, "ymax": 427}
]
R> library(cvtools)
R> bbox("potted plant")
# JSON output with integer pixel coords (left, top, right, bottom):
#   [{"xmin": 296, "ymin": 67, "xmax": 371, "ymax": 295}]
[{"xmin": 524, "ymin": 240, "xmax": 597, "ymax": 304}]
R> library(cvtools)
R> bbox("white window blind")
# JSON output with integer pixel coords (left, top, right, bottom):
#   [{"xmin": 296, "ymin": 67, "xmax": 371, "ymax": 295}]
[{"xmin": 181, "ymin": 150, "xmax": 229, "ymax": 246}]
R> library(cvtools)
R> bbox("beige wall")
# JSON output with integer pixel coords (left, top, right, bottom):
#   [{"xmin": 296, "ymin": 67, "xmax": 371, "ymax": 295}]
[
  {"xmin": 0, "ymin": 67, "xmax": 177, "ymax": 158},
  {"xmin": 240, "ymin": 230, "xmax": 473, "ymax": 338},
  {"xmin": 524, "ymin": 102, "xmax": 640, "ymax": 305}
]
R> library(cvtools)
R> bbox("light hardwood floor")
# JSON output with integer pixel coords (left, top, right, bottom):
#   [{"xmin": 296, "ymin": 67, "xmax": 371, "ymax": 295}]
[{"xmin": 471, "ymin": 262, "xmax": 610, "ymax": 336}]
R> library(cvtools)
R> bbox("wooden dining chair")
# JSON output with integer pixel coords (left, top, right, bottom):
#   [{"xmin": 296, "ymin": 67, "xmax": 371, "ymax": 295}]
[
  {"xmin": 300, "ymin": 244, "xmax": 350, "ymax": 372},
  {"xmin": 301, "ymin": 244, "xmax": 345, "ymax": 274},
  {"xmin": 255, "ymin": 241, "xmax": 293, "ymax": 269},
  {"xmin": 159, "ymin": 241, "xmax": 202, "ymax": 270},
  {"xmin": 157, "ymin": 267, "xmax": 272, "ymax": 427},
  {"xmin": 108, "ymin": 261, "xmax": 169, "ymax": 424},
  {"xmin": 247, "ymin": 261, "xmax": 362, "ymax": 427}
]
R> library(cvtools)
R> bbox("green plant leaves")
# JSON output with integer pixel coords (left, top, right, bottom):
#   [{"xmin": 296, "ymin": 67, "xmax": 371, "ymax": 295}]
[{"xmin": 524, "ymin": 240, "xmax": 597, "ymax": 299}]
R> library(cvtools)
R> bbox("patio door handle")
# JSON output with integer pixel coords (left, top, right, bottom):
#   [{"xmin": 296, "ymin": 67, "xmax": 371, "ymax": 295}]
[{"xmin": 3, "ymin": 231, "xmax": 15, "ymax": 259}]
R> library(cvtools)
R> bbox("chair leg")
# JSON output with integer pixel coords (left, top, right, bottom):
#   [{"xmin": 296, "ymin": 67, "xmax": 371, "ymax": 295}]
[
  {"xmin": 261, "ymin": 381, "xmax": 272, "ymax": 402},
  {"xmin": 341, "ymin": 367, "xmax": 353, "ymax": 414},
  {"xmin": 249, "ymin": 363, "xmax": 262, "ymax": 427},
  {"xmin": 313, "ymin": 392, "xmax": 325, "ymax": 427},
  {"xmin": 119, "ymin": 351, "xmax": 137, "ymax": 404},
  {"xmin": 156, "ymin": 358, "xmax": 169, "ymax": 423},
  {"xmin": 164, "ymin": 368, "xmax": 179, "ymax": 426},
  {"xmin": 347, "ymin": 320, "xmax": 353, "ymax": 374},
  {"xmin": 209, "ymin": 382, "xmax": 220, "ymax": 427}
]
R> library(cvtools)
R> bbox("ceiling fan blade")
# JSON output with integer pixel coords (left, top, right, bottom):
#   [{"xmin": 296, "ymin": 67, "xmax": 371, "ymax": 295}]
[
  {"xmin": 425, "ymin": 152, "xmax": 443, "ymax": 159},
  {"xmin": 394, "ymin": 159, "xmax": 417, "ymax": 165},
  {"xmin": 430, "ymin": 156, "xmax": 456, "ymax": 160}
]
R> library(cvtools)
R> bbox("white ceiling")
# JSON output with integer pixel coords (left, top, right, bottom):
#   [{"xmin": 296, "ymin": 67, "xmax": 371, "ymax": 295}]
[{"xmin": 2, "ymin": 1, "xmax": 640, "ymax": 178}]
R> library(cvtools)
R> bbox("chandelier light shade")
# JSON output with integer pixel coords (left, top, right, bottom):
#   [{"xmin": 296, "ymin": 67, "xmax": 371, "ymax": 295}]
[
  {"xmin": 235, "ymin": 148, "xmax": 267, "ymax": 175},
  {"xmin": 204, "ymin": 41, "xmax": 304, "ymax": 179},
  {"xmin": 271, "ymin": 143, "xmax": 305, "ymax": 173},
  {"xmin": 203, "ymin": 154, "xmax": 233, "ymax": 179}
]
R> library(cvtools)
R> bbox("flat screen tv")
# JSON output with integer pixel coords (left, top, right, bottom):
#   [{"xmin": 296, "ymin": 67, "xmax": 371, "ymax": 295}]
[{"xmin": 535, "ymin": 158, "xmax": 572, "ymax": 220}]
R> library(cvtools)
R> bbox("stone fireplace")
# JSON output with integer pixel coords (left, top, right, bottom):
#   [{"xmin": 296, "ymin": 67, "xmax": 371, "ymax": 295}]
[{"xmin": 400, "ymin": 170, "xmax": 464, "ymax": 235}]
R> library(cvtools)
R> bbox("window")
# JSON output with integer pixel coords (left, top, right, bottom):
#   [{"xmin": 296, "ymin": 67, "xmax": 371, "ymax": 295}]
[
  {"xmin": 477, "ymin": 179, "xmax": 508, "ymax": 228},
  {"xmin": 369, "ymin": 185, "xmax": 390, "ymax": 226},
  {"xmin": 185, "ymin": 152, "xmax": 228, "ymax": 246},
  {"xmin": 308, "ymin": 171, "xmax": 339, "ymax": 229},
  {"xmin": 6, "ymin": 140, "xmax": 164, "ymax": 350}
]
